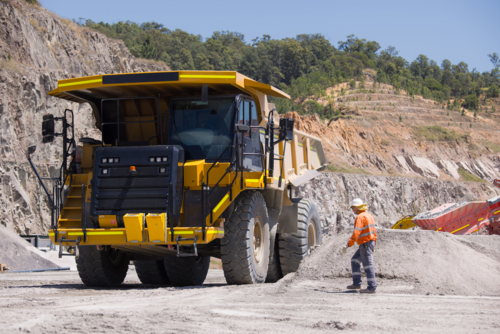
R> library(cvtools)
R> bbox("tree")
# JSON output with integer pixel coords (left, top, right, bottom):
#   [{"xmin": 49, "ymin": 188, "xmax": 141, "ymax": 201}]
[
  {"xmin": 488, "ymin": 52, "xmax": 500, "ymax": 68},
  {"xmin": 462, "ymin": 94, "xmax": 478, "ymax": 109},
  {"xmin": 140, "ymin": 36, "xmax": 158, "ymax": 59},
  {"xmin": 487, "ymin": 84, "xmax": 499, "ymax": 98}
]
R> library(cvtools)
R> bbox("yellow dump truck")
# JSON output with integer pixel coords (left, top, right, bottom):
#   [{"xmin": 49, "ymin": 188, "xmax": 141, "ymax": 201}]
[{"xmin": 28, "ymin": 71, "xmax": 327, "ymax": 287}]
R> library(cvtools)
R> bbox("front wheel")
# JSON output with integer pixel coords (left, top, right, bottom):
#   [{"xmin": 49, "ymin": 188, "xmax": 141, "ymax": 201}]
[
  {"xmin": 76, "ymin": 246, "xmax": 129, "ymax": 287},
  {"xmin": 221, "ymin": 191, "xmax": 270, "ymax": 284}
]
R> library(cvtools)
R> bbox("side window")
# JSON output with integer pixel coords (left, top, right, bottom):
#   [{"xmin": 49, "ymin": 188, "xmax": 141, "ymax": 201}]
[{"xmin": 239, "ymin": 99, "xmax": 263, "ymax": 171}]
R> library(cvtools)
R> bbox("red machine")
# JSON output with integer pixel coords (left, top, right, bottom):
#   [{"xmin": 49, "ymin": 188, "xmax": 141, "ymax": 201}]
[{"xmin": 412, "ymin": 179, "xmax": 500, "ymax": 236}]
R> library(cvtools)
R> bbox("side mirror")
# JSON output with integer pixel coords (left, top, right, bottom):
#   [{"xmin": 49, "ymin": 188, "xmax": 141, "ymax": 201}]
[
  {"xmin": 42, "ymin": 114, "xmax": 55, "ymax": 143},
  {"xmin": 235, "ymin": 124, "xmax": 250, "ymax": 134},
  {"xmin": 279, "ymin": 118, "xmax": 294, "ymax": 141},
  {"xmin": 27, "ymin": 146, "xmax": 36, "ymax": 159}
]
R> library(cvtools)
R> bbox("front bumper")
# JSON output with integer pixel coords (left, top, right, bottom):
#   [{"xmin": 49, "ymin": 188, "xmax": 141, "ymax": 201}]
[{"xmin": 49, "ymin": 226, "xmax": 224, "ymax": 246}]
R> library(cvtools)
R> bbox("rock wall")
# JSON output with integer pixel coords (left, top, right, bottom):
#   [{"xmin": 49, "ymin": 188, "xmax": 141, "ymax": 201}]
[
  {"xmin": 0, "ymin": 0, "xmax": 167, "ymax": 233},
  {"xmin": 0, "ymin": 1, "xmax": 498, "ymax": 237},
  {"xmin": 297, "ymin": 172, "xmax": 500, "ymax": 235}
]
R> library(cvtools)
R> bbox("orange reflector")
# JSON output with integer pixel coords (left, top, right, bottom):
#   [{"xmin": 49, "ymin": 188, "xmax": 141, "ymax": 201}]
[{"xmin": 130, "ymin": 166, "xmax": 136, "ymax": 172}]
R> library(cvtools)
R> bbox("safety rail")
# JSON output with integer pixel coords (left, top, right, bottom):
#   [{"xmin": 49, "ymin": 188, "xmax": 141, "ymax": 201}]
[{"xmin": 27, "ymin": 109, "xmax": 76, "ymax": 243}]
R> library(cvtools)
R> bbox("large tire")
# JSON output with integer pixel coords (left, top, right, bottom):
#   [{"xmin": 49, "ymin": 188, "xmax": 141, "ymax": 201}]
[
  {"xmin": 163, "ymin": 255, "xmax": 210, "ymax": 287},
  {"xmin": 76, "ymin": 246, "xmax": 129, "ymax": 287},
  {"xmin": 221, "ymin": 191, "xmax": 270, "ymax": 284},
  {"xmin": 279, "ymin": 199, "xmax": 322, "ymax": 276},
  {"xmin": 134, "ymin": 260, "xmax": 170, "ymax": 285},
  {"xmin": 265, "ymin": 224, "xmax": 283, "ymax": 283}
]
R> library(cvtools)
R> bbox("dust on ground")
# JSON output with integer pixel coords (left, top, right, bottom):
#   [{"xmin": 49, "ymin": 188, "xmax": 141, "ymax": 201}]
[
  {"xmin": 1, "ymin": 269, "xmax": 499, "ymax": 334},
  {"xmin": 294, "ymin": 228, "xmax": 500, "ymax": 296}
]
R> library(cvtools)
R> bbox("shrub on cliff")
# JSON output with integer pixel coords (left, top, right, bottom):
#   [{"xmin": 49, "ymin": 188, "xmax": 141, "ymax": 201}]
[{"xmin": 415, "ymin": 125, "xmax": 460, "ymax": 142}]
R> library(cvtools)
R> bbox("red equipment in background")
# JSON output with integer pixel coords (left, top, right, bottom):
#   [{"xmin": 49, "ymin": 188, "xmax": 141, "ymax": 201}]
[{"xmin": 412, "ymin": 180, "xmax": 500, "ymax": 236}]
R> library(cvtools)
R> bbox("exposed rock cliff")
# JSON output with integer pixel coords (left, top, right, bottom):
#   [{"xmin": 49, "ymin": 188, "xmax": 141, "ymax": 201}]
[
  {"xmin": 0, "ymin": 0, "xmax": 498, "ymax": 237},
  {"xmin": 296, "ymin": 172, "xmax": 499, "ymax": 234},
  {"xmin": 0, "ymin": 0, "xmax": 167, "ymax": 233}
]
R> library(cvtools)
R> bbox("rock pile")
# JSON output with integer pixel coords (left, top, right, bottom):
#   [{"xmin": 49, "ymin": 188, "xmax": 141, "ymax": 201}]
[
  {"xmin": 292, "ymin": 228, "xmax": 500, "ymax": 296},
  {"xmin": 0, "ymin": 224, "xmax": 59, "ymax": 271}
]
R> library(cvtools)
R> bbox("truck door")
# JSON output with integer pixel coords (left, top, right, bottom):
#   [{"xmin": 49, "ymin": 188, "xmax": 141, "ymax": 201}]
[{"xmin": 238, "ymin": 99, "xmax": 263, "ymax": 171}]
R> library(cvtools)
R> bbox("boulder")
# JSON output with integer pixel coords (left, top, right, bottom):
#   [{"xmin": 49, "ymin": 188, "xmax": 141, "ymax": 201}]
[
  {"xmin": 438, "ymin": 160, "xmax": 460, "ymax": 180},
  {"xmin": 405, "ymin": 157, "xmax": 440, "ymax": 178}
]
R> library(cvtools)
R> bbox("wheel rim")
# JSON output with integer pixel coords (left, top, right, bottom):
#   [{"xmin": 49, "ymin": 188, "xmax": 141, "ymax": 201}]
[
  {"xmin": 253, "ymin": 217, "xmax": 264, "ymax": 264},
  {"xmin": 307, "ymin": 221, "xmax": 317, "ymax": 251},
  {"xmin": 107, "ymin": 248, "xmax": 123, "ymax": 266}
]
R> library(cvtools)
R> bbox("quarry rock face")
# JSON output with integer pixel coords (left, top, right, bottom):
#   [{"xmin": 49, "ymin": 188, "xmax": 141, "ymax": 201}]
[
  {"xmin": 0, "ymin": 0, "xmax": 167, "ymax": 233},
  {"xmin": 405, "ymin": 156, "xmax": 440, "ymax": 178},
  {"xmin": 438, "ymin": 160, "xmax": 460, "ymax": 180},
  {"xmin": 0, "ymin": 0, "xmax": 498, "ymax": 235},
  {"xmin": 297, "ymin": 172, "xmax": 499, "ymax": 235}
]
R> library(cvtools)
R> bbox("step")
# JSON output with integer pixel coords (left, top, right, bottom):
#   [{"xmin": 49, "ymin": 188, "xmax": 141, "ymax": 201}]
[
  {"xmin": 62, "ymin": 207, "xmax": 82, "ymax": 210},
  {"xmin": 59, "ymin": 219, "xmax": 81, "ymax": 222},
  {"xmin": 67, "ymin": 196, "xmax": 82, "ymax": 199}
]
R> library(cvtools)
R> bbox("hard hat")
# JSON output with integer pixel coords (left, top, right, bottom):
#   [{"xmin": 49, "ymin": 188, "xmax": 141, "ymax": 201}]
[{"xmin": 350, "ymin": 198, "xmax": 366, "ymax": 207}]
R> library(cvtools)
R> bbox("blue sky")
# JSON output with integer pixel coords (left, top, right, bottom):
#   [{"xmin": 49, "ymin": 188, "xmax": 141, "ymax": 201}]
[{"xmin": 40, "ymin": 0, "xmax": 499, "ymax": 73}]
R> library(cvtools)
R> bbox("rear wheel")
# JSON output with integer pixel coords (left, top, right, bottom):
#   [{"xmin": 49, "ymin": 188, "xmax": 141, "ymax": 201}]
[
  {"xmin": 279, "ymin": 199, "xmax": 322, "ymax": 276},
  {"xmin": 76, "ymin": 246, "xmax": 129, "ymax": 287},
  {"xmin": 221, "ymin": 191, "xmax": 270, "ymax": 284},
  {"xmin": 265, "ymin": 224, "xmax": 283, "ymax": 283},
  {"xmin": 163, "ymin": 255, "xmax": 210, "ymax": 287},
  {"xmin": 134, "ymin": 260, "xmax": 170, "ymax": 285}
]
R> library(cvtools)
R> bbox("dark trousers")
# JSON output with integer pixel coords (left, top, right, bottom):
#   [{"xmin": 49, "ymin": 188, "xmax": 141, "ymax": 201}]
[{"xmin": 351, "ymin": 240, "xmax": 377, "ymax": 291}]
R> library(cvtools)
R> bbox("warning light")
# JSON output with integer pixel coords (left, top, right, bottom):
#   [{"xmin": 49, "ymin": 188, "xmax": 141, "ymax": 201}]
[{"xmin": 130, "ymin": 166, "xmax": 137, "ymax": 173}]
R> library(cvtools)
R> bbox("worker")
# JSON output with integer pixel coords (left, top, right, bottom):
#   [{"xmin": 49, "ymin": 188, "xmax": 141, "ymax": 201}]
[{"xmin": 343, "ymin": 198, "xmax": 377, "ymax": 293}]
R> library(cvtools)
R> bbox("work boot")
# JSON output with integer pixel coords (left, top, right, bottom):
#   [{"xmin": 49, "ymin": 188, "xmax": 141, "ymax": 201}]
[
  {"xmin": 346, "ymin": 284, "xmax": 361, "ymax": 290},
  {"xmin": 360, "ymin": 289, "xmax": 376, "ymax": 294}
]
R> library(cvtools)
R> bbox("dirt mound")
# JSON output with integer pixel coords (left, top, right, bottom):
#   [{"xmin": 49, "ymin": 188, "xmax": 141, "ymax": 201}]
[
  {"xmin": 0, "ymin": 224, "xmax": 60, "ymax": 271},
  {"xmin": 294, "ymin": 229, "xmax": 500, "ymax": 296}
]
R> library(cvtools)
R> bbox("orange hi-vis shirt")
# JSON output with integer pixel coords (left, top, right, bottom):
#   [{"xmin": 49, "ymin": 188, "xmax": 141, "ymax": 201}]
[{"xmin": 348, "ymin": 211, "xmax": 377, "ymax": 247}]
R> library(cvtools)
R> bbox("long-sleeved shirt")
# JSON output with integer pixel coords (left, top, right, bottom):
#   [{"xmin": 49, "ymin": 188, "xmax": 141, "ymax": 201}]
[{"xmin": 348, "ymin": 211, "xmax": 377, "ymax": 247}]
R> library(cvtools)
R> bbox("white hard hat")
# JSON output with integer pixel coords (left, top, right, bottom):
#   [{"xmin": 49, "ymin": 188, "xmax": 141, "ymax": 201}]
[{"xmin": 350, "ymin": 198, "xmax": 366, "ymax": 207}]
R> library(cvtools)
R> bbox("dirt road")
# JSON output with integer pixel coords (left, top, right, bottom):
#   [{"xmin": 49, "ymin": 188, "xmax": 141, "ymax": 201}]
[{"xmin": 1, "ymin": 268, "xmax": 499, "ymax": 333}]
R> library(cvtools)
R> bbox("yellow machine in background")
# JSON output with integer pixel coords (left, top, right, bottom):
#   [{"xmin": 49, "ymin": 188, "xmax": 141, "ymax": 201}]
[
  {"xmin": 28, "ymin": 71, "xmax": 327, "ymax": 287},
  {"xmin": 391, "ymin": 215, "xmax": 417, "ymax": 230}
]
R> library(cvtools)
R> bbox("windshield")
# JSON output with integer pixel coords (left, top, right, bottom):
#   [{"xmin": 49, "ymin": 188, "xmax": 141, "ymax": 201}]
[{"xmin": 168, "ymin": 97, "xmax": 235, "ymax": 161}]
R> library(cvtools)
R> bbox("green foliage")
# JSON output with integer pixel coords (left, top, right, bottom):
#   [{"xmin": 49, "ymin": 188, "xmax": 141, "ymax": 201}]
[
  {"xmin": 484, "ymin": 140, "xmax": 500, "ymax": 153},
  {"xmin": 349, "ymin": 80, "xmax": 356, "ymax": 89},
  {"xmin": 414, "ymin": 125, "xmax": 459, "ymax": 142},
  {"xmin": 80, "ymin": 21, "xmax": 500, "ymax": 114},
  {"xmin": 462, "ymin": 94, "xmax": 479, "ymax": 109},
  {"xmin": 488, "ymin": 52, "xmax": 500, "ymax": 68},
  {"xmin": 326, "ymin": 164, "xmax": 370, "ymax": 175},
  {"xmin": 458, "ymin": 168, "xmax": 485, "ymax": 182},
  {"xmin": 25, "ymin": 0, "xmax": 38, "ymax": 4},
  {"xmin": 487, "ymin": 84, "xmax": 499, "ymax": 98}
]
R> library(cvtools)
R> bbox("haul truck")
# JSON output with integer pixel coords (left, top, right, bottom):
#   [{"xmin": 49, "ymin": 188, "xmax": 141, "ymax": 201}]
[{"xmin": 27, "ymin": 71, "xmax": 327, "ymax": 287}]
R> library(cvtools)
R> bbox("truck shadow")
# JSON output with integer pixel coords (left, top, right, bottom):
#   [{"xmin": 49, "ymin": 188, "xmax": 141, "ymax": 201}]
[
  {"xmin": 10, "ymin": 282, "xmax": 228, "ymax": 290},
  {"xmin": 314, "ymin": 289, "xmax": 359, "ymax": 294}
]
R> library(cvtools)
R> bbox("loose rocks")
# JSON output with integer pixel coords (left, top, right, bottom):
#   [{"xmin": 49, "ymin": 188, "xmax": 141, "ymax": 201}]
[{"xmin": 293, "ymin": 228, "xmax": 500, "ymax": 296}]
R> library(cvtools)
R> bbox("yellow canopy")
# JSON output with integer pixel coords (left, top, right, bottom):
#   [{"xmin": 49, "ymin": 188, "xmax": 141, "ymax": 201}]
[
  {"xmin": 49, "ymin": 70, "xmax": 289, "ymax": 103},
  {"xmin": 48, "ymin": 71, "xmax": 289, "ymax": 127}
]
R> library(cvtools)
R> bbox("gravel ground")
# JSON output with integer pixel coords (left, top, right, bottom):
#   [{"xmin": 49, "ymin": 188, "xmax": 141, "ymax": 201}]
[
  {"xmin": 0, "ymin": 269, "xmax": 499, "ymax": 333},
  {"xmin": 295, "ymin": 229, "xmax": 500, "ymax": 296}
]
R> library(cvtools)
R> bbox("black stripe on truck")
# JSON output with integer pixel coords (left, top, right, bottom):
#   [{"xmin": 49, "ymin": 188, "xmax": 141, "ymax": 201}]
[{"xmin": 102, "ymin": 72, "xmax": 179, "ymax": 85}]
